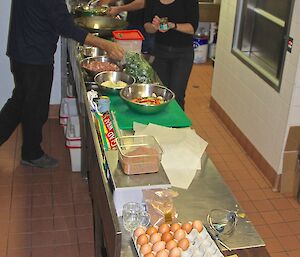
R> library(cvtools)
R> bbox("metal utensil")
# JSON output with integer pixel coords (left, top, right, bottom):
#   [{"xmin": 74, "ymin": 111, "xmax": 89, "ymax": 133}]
[{"xmin": 205, "ymin": 226, "xmax": 232, "ymax": 251}]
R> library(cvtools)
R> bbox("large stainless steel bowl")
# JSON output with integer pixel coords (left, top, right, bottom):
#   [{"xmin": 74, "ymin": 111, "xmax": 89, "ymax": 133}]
[
  {"xmin": 80, "ymin": 56, "xmax": 121, "ymax": 78},
  {"xmin": 94, "ymin": 71, "xmax": 135, "ymax": 95},
  {"xmin": 120, "ymin": 84, "xmax": 175, "ymax": 114},
  {"xmin": 74, "ymin": 16, "xmax": 128, "ymax": 36}
]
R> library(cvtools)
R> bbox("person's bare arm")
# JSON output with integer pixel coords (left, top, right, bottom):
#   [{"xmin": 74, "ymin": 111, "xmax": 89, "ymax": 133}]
[
  {"xmin": 84, "ymin": 33, "xmax": 124, "ymax": 60},
  {"xmin": 108, "ymin": 0, "xmax": 145, "ymax": 16}
]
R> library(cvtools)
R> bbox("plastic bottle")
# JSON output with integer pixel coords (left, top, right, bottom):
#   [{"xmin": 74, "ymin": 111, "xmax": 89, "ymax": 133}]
[{"xmin": 193, "ymin": 28, "xmax": 209, "ymax": 64}]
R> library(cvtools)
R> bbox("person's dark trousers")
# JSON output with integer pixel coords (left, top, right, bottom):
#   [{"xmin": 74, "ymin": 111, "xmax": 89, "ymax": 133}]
[
  {"xmin": 0, "ymin": 59, "xmax": 53, "ymax": 161},
  {"xmin": 152, "ymin": 44, "xmax": 194, "ymax": 109}
]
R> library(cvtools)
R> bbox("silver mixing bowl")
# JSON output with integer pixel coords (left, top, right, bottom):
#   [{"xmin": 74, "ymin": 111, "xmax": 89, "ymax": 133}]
[
  {"xmin": 78, "ymin": 45, "xmax": 106, "ymax": 58},
  {"xmin": 80, "ymin": 56, "xmax": 121, "ymax": 78},
  {"xmin": 94, "ymin": 71, "xmax": 135, "ymax": 95},
  {"xmin": 120, "ymin": 84, "xmax": 175, "ymax": 114}
]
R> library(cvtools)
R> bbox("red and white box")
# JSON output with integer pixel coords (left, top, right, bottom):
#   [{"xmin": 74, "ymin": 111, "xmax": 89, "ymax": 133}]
[
  {"xmin": 66, "ymin": 116, "xmax": 81, "ymax": 172},
  {"xmin": 59, "ymin": 98, "xmax": 78, "ymax": 133}
]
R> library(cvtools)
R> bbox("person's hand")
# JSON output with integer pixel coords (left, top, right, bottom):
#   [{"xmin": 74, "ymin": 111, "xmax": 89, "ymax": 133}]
[
  {"xmin": 102, "ymin": 40, "xmax": 124, "ymax": 61},
  {"xmin": 152, "ymin": 15, "xmax": 172, "ymax": 33},
  {"xmin": 152, "ymin": 15, "xmax": 160, "ymax": 29},
  {"xmin": 107, "ymin": 6, "xmax": 121, "ymax": 16}
]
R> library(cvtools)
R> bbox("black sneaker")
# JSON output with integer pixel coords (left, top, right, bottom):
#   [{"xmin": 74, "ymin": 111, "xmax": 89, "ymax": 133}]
[{"xmin": 21, "ymin": 154, "xmax": 59, "ymax": 169}]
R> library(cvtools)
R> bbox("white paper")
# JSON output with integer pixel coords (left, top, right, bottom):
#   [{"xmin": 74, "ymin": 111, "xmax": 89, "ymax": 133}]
[{"xmin": 134, "ymin": 123, "xmax": 208, "ymax": 189}]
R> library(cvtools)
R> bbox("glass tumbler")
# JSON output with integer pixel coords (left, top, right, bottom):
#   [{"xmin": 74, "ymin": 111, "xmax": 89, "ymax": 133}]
[{"xmin": 122, "ymin": 202, "xmax": 143, "ymax": 232}]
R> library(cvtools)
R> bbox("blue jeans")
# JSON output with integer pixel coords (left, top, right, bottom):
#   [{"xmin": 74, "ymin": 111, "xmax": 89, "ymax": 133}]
[{"xmin": 152, "ymin": 44, "xmax": 194, "ymax": 109}]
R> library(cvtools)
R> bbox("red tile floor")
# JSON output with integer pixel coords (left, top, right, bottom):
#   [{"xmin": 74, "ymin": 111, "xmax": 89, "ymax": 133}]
[{"xmin": 0, "ymin": 63, "xmax": 300, "ymax": 257}]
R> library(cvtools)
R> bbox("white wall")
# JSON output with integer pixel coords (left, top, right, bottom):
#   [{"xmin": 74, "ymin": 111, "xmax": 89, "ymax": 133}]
[
  {"xmin": 0, "ymin": 0, "xmax": 13, "ymax": 109},
  {"xmin": 211, "ymin": 0, "xmax": 300, "ymax": 174},
  {"xmin": 0, "ymin": 1, "xmax": 61, "ymax": 109},
  {"xmin": 287, "ymin": 0, "xmax": 300, "ymax": 126}
]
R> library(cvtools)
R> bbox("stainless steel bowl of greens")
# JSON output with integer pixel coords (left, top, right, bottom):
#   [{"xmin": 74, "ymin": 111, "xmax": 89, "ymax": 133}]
[{"xmin": 120, "ymin": 83, "xmax": 175, "ymax": 114}]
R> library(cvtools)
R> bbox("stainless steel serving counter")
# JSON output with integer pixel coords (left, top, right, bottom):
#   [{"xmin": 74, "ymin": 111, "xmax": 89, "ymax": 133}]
[{"xmin": 65, "ymin": 38, "xmax": 269, "ymax": 257}]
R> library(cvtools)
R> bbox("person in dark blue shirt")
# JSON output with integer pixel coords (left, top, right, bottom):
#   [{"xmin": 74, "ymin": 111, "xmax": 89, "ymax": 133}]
[
  {"xmin": 0, "ymin": 0, "xmax": 124, "ymax": 169},
  {"xmin": 144, "ymin": 0, "xmax": 199, "ymax": 109}
]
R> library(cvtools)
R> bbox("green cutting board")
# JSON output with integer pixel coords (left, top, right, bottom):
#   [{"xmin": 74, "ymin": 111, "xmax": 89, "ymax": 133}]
[{"xmin": 109, "ymin": 95, "xmax": 192, "ymax": 130}]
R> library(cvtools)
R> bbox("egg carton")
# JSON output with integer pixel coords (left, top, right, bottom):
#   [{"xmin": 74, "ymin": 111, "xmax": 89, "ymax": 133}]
[{"xmin": 132, "ymin": 226, "xmax": 224, "ymax": 257}]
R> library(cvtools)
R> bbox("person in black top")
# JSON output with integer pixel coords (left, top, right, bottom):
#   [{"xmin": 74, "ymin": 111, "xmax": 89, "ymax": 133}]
[
  {"xmin": 103, "ymin": 0, "xmax": 154, "ymax": 54},
  {"xmin": 144, "ymin": 0, "xmax": 199, "ymax": 109},
  {"xmin": 0, "ymin": 0, "xmax": 124, "ymax": 169}
]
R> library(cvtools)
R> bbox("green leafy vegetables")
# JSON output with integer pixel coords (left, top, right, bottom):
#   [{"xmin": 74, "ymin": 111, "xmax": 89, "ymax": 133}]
[{"xmin": 125, "ymin": 52, "xmax": 155, "ymax": 83}]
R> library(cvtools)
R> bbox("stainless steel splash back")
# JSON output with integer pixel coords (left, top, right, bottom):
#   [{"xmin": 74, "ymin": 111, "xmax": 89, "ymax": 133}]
[{"xmin": 232, "ymin": 0, "xmax": 294, "ymax": 91}]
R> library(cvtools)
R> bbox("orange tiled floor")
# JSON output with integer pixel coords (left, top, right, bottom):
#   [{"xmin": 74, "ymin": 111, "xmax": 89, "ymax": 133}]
[{"xmin": 1, "ymin": 63, "xmax": 300, "ymax": 257}]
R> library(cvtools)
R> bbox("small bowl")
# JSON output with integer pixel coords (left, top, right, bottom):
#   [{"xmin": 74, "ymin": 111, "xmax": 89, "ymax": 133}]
[
  {"xmin": 120, "ymin": 83, "xmax": 175, "ymax": 114},
  {"xmin": 94, "ymin": 71, "xmax": 135, "ymax": 95},
  {"xmin": 80, "ymin": 56, "xmax": 122, "ymax": 78}
]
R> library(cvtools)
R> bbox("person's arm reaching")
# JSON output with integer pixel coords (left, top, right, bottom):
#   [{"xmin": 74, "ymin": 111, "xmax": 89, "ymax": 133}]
[{"xmin": 108, "ymin": 0, "xmax": 145, "ymax": 16}]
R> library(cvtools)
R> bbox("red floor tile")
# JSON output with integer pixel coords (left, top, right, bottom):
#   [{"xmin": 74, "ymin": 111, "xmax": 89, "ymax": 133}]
[{"xmin": 253, "ymin": 199, "xmax": 275, "ymax": 212}]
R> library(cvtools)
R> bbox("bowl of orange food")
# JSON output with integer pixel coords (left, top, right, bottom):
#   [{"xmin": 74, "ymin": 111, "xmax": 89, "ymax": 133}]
[{"xmin": 120, "ymin": 83, "xmax": 175, "ymax": 114}]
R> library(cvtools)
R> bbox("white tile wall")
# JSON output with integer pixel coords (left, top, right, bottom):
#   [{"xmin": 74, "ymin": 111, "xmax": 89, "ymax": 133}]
[{"xmin": 212, "ymin": 0, "xmax": 300, "ymax": 173}]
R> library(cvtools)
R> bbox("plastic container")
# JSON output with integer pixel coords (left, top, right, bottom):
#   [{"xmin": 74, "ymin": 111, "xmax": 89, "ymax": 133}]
[
  {"xmin": 116, "ymin": 135, "xmax": 162, "ymax": 175},
  {"xmin": 112, "ymin": 30, "xmax": 144, "ymax": 53},
  {"xmin": 66, "ymin": 116, "xmax": 81, "ymax": 172},
  {"xmin": 59, "ymin": 98, "xmax": 78, "ymax": 133}
]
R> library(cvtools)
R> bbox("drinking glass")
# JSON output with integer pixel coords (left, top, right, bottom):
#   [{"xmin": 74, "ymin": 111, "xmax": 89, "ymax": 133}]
[{"xmin": 122, "ymin": 202, "xmax": 143, "ymax": 232}]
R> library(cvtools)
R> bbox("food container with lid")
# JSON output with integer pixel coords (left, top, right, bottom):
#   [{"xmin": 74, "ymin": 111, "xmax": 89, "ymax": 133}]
[
  {"xmin": 112, "ymin": 30, "xmax": 144, "ymax": 53},
  {"xmin": 116, "ymin": 135, "xmax": 162, "ymax": 175}
]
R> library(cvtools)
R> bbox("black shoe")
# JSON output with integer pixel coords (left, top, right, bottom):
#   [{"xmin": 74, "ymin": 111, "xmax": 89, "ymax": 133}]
[{"xmin": 21, "ymin": 154, "xmax": 59, "ymax": 169}]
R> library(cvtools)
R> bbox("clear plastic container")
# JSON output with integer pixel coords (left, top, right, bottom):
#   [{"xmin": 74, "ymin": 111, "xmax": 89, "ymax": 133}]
[
  {"xmin": 112, "ymin": 30, "xmax": 144, "ymax": 53},
  {"xmin": 116, "ymin": 135, "xmax": 162, "ymax": 175}
]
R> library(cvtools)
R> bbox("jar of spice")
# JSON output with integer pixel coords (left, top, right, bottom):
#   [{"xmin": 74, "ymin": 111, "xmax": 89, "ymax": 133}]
[{"xmin": 159, "ymin": 17, "xmax": 168, "ymax": 30}]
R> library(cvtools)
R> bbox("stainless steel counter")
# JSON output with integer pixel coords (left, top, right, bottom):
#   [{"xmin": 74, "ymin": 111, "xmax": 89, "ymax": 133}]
[{"xmin": 66, "ymin": 39, "xmax": 266, "ymax": 257}]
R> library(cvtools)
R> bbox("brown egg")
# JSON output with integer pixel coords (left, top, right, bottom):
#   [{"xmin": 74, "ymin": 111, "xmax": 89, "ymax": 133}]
[
  {"xmin": 177, "ymin": 238, "xmax": 190, "ymax": 251},
  {"xmin": 170, "ymin": 223, "xmax": 181, "ymax": 233},
  {"xmin": 169, "ymin": 247, "xmax": 181, "ymax": 257},
  {"xmin": 161, "ymin": 232, "xmax": 173, "ymax": 242},
  {"xmin": 166, "ymin": 239, "xmax": 177, "ymax": 251},
  {"xmin": 144, "ymin": 253, "xmax": 155, "ymax": 257},
  {"xmin": 156, "ymin": 249, "xmax": 169, "ymax": 257},
  {"xmin": 134, "ymin": 227, "xmax": 146, "ymax": 238},
  {"xmin": 192, "ymin": 220, "xmax": 203, "ymax": 233},
  {"xmin": 150, "ymin": 232, "xmax": 161, "ymax": 244},
  {"xmin": 146, "ymin": 226, "xmax": 158, "ymax": 236},
  {"xmin": 137, "ymin": 234, "xmax": 149, "ymax": 246},
  {"xmin": 152, "ymin": 241, "xmax": 166, "ymax": 253},
  {"xmin": 174, "ymin": 229, "xmax": 186, "ymax": 241},
  {"xmin": 158, "ymin": 223, "xmax": 170, "ymax": 234},
  {"xmin": 181, "ymin": 222, "xmax": 193, "ymax": 234},
  {"xmin": 140, "ymin": 244, "xmax": 152, "ymax": 256}
]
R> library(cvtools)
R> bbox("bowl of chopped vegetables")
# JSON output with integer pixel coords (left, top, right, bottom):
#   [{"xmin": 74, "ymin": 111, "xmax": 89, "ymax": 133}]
[
  {"xmin": 120, "ymin": 83, "xmax": 175, "ymax": 114},
  {"xmin": 94, "ymin": 71, "xmax": 135, "ymax": 95}
]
